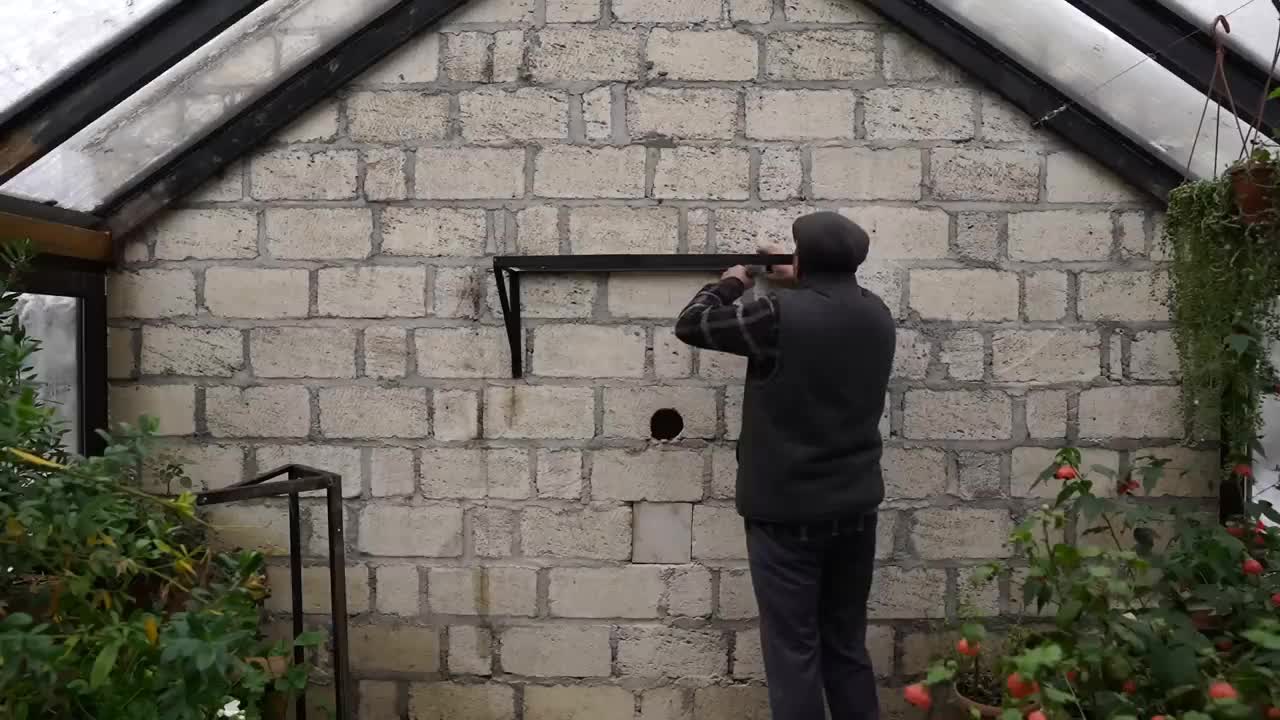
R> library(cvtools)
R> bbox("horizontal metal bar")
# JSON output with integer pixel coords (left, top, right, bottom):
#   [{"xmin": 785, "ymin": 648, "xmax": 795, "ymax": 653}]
[
  {"xmin": 0, "ymin": 0, "xmax": 270, "ymax": 183},
  {"xmin": 103, "ymin": 0, "xmax": 470, "ymax": 238},
  {"xmin": 196, "ymin": 475, "xmax": 332, "ymax": 505},
  {"xmin": 227, "ymin": 463, "xmax": 340, "ymax": 489},
  {"xmin": 496, "ymin": 254, "xmax": 794, "ymax": 273},
  {"xmin": 862, "ymin": 0, "xmax": 1183, "ymax": 200}
]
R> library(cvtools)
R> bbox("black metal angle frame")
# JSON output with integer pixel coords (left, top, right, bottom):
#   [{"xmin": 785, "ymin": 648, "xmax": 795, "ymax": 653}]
[
  {"xmin": 197, "ymin": 464, "xmax": 351, "ymax": 720},
  {"xmin": 102, "ymin": 0, "xmax": 472, "ymax": 239},
  {"xmin": 862, "ymin": 0, "xmax": 1185, "ymax": 201},
  {"xmin": 493, "ymin": 254, "xmax": 791, "ymax": 378},
  {"xmin": 0, "ymin": 0, "xmax": 270, "ymax": 184},
  {"xmin": 1064, "ymin": 0, "xmax": 1280, "ymax": 139}
]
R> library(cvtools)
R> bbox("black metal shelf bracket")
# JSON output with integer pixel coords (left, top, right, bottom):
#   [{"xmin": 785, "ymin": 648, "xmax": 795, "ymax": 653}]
[
  {"xmin": 197, "ymin": 464, "xmax": 351, "ymax": 720},
  {"xmin": 492, "ymin": 254, "xmax": 791, "ymax": 378}
]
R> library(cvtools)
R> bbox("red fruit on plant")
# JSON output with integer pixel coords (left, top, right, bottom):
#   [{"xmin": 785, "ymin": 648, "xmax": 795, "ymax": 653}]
[
  {"xmin": 1054, "ymin": 466, "xmax": 1077, "ymax": 480},
  {"xmin": 1215, "ymin": 639, "xmax": 1233, "ymax": 652},
  {"xmin": 1152, "ymin": 716, "xmax": 1167, "ymax": 720},
  {"xmin": 1007, "ymin": 674, "xmax": 1039, "ymax": 699},
  {"xmin": 1122, "ymin": 679, "xmax": 1138, "ymax": 695},
  {"xmin": 1258, "ymin": 535, "xmax": 1268, "ymax": 546},
  {"xmin": 1209, "ymin": 682, "xmax": 1238, "ymax": 701},
  {"xmin": 1228, "ymin": 526, "xmax": 1246, "ymax": 538},
  {"xmin": 1065, "ymin": 670, "xmax": 1079, "ymax": 684},
  {"xmin": 956, "ymin": 638, "xmax": 980, "ymax": 657},
  {"xmin": 1234, "ymin": 464, "xmax": 1253, "ymax": 478},
  {"xmin": 1027, "ymin": 711, "xmax": 1047, "ymax": 720},
  {"xmin": 1243, "ymin": 558, "xmax": 1264, "ymax": 575},
  {"xmin": 1266, "ymin": 707, "xmax": 1280, "ymax": 720},
  {"xmin": 903, "ymin": 684, "xmax": 931, "ymax": 710},
  {"xmin": 1118, "ymin": 480, "xmax": 1140, "ymax": 495},
  {"xmin": 1271, "ymin": 592, "xmax": 1280, "ymax": 607}
]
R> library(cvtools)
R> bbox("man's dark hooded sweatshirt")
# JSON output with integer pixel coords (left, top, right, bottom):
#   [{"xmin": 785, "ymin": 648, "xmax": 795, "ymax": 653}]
[{"xmin": 674, "ymin": 211, "xmax": 896, "ymax": 523}]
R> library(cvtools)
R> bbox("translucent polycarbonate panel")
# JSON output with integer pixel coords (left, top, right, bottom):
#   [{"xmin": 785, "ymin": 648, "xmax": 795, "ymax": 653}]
[
  {"xmin": 930, "ymin": 0, "xmax": 1269, "ymax": 180},
  {"xmin": 0, "ymin": 0, "xmax": 177, "ymax": 120},
  {"xmin": 1, "ymin": 0, "xmax": 399, "ymax": 211},
  {"xmin": 14, "ymin": 294, "xmax": 82, "ymax": 454},
  {"xmin": 1158, "ymin": 0, "xmax": 1280, "ymax": 77}
]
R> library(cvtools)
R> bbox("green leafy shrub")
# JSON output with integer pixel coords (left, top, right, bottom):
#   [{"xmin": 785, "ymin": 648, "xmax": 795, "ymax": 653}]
[
  {"xmin": 0, "ymin": 243, "xmax": 318, "ymax": 719},
  {"xmin": 908, "ymin": 449, "xmax": 1280, "ymax": 720}
]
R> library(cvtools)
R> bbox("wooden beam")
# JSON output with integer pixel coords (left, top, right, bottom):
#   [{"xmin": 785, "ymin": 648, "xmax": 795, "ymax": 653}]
[{"xmin": 0, "ymin": 210, "xmax": 112, "ymax": 263}]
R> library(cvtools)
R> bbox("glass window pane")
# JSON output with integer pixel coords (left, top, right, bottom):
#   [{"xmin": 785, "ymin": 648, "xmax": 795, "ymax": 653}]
[
  {"xmin": 1, "ymin": 0, "xmax": 399, "ymax": 212},
  {"xmin": 1156, "ymin": 0, "xmax": 1280, "ymax": 78},
  {"xmin": 14, "ymin": 293, "xmax": 81, "ymax": 454},
  {"xmin": 0, "ymin": 0, "xmax": 177, "ymax": 120}
]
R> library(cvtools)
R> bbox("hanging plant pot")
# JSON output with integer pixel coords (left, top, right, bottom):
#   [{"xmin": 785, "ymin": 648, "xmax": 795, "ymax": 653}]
[{"xmin": 1229, "ymin": 163, "xmax": 1276, "ymax": 224}]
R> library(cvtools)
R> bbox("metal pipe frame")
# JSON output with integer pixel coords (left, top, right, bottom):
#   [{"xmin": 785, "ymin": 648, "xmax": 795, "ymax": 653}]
[
  {"xmin": 492, "ymin": 254, "xmax": 792, "ymax": 378},
  {"xmin": 0, "ymin": 0, "xmax": 270, "ymax": 184},
  {"xmin": 102, "ymin": 0, "xmax": 471, "ymax": 239},
  {"xmin": 197, "ymin": 464, "xmax": 350, "ymax": 720},
  {"xmin": 862, "ymin": 0, "xmax": 1184, "ymax": 200},
  {"xmin": 1064, "ymin": 0, "xmax": 1280, "ymax": 138}
]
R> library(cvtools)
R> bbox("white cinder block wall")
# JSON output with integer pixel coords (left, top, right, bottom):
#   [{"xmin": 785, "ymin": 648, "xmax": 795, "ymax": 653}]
[{"xmin": 106, "ymin": 0, "xmax": 1213, "ymax": 716}]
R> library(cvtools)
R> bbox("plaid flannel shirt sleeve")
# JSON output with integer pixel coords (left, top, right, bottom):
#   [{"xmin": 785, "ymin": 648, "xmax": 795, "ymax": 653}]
[{"xmin": 673, "ymin": 278, "xmax": 779, "ymax": 359}]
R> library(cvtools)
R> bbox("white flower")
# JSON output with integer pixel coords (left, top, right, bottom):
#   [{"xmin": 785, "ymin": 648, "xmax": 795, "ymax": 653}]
[
  {"xmin": 217, "ymin": 699, "xmax": 245, "ymax": 719},
  {"xmin": 1122, "ymin": 612, "xmax": 1137, "ymax": 621}
]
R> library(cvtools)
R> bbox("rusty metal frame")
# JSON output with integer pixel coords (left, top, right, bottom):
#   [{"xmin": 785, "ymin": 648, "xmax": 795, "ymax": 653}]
[{"xmin": 197, "ymin": 465, "xmax": 351, "ymax": 720}]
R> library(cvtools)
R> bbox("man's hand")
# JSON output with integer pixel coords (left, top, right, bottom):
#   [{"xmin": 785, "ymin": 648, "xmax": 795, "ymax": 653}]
[
  {"xmin": 722, "ymin": 264, "xmax": 754, "ymax": 289},
  {"xmin": 758, "ymin": 242, "xmax": 797, "ymax": 286}
]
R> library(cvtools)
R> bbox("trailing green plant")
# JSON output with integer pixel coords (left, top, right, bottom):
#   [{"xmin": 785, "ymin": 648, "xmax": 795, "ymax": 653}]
[
  {"xmin": 906, "ymin": 449, "xmax": 1280, "ymax": 720},
  {"xmin": 0, "ymin": 241, "xmax": 320, "ymax": 719},
  {"xmin": 1162, "ymin": 148, "xmax": 1280, "ymax": 487}
]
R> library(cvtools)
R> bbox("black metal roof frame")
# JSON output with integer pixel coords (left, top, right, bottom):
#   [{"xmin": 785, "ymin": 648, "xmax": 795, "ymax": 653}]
[
  {"xmin": 0, "ymin": 0, "xmax": 471, "ymax": 248},
  {"xmin": 0, "ymin": 0, "xmax": 270, "ymax": 186},
  {"xmin": 1065, "ymin": 0, "xmax": 1280, "ymax": 139},
  {"xmin": 863, "ymin": 0, "xmax": 1186, "ymax": 202},
  {"xmin": 103, "ymin": 0, "xmax": 471, "ymax": 238},
  {"xmin": 3, "ymin": 0, "xmax": 1273, "ymax": 247}
]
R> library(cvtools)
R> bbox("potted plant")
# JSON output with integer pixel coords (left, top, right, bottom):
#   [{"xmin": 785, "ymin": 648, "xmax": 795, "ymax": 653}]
[
  {"xmin": 937, "ymin": 624, "xmax": 1041, "ymax": 719},
  {"xmin": 1228, "ymin": 148, "xmax": 1279, "ymax": 224},
  {"xmin": 905, "ymin": 449, "xmax": 1280, "ymax": 720},
  {"xmin": 0, "ymin": 242, "xmax": 321, "ymax": 719}
]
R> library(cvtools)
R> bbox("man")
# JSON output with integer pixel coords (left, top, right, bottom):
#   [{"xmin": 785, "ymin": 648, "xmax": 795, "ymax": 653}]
[{"xmin": 674, "ymin": 211, "xmax": 896, "ymax": 720}]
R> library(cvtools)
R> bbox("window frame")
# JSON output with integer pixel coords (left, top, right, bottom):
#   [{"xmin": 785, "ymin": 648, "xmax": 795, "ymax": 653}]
[{"xmin": 14, "ymin": 257, "xmax": 107, "ymax": 457}]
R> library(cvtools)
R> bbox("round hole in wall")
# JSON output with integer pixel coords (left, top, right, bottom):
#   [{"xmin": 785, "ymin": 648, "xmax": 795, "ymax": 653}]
[{"xmin": 650, "ymin": 408, "xmax": 684, "ymax": 441}]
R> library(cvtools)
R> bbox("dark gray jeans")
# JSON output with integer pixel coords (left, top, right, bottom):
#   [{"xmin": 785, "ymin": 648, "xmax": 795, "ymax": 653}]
[{"xmin": 745, "ymin": 514, "xmax": 879, "ymax": 720}]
